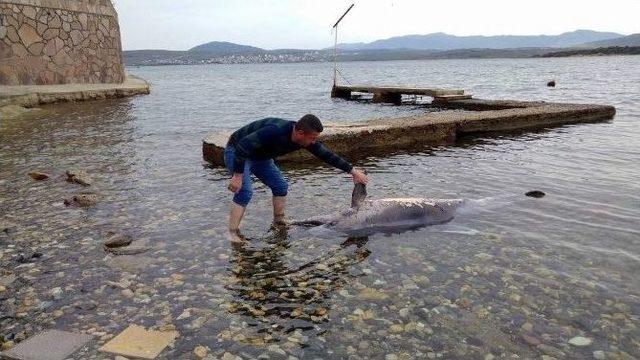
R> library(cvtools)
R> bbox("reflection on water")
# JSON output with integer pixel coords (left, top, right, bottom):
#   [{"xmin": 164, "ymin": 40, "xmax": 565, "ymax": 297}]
[
  {"xmin": 1, "ymin": 56, "xmax": 639, "ymax": 359},
  {"xmin": 224, "ymin": 229, "xmax": 371, "ymax": 347}
]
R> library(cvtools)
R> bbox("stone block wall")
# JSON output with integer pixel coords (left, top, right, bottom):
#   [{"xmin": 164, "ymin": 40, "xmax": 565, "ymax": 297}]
[{"xmin": 0, "ymin": 0, "xmax": 125, "ymax": 85}]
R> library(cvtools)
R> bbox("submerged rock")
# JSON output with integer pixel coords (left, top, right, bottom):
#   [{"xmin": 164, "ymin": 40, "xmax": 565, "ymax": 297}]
[
  {"xmin": 0, "ymin": 105, "xmax": 40, "ymax": 119},
  {"xmin": 521, "ymin": 334, "xmax": 541, "ymax": 346},
  {"xmin": 103, "ymin": 234, "xmax": 133, "ymax": 248},
  {"xmin": 16, "ymin": 251, "xmax": 43, "ymax": 263},
  {"xmin": 525, "ymin": 190, "xmax": 546, "ymax": 198},
  {"xmin": 358, "ymin": 287, "xmax": 389, "ymax": 301},
  {"xmin": 65, "ymin": 169, "xmax": 92, "ymax": 187},
  {"xmin": 106, "ymin": 245, "xmax": 150, "ymax": 256},
  {"xmin": 27, "ymin": 172, "xmax": 50, "ymax": 181},
  {"xmin": 194, "ymin": 345, "xmax": 208, "ymax": 359},
  {"xmin": 49, "ymin": 287, "xmax": 63, "ymax": 300},
  {"xmin": 63, "ymin": 192, "xmax": 99, "ymax": 207},
  {"xmin": 568, "ymin": 336, "xmax": 592, "ymax": 347}
]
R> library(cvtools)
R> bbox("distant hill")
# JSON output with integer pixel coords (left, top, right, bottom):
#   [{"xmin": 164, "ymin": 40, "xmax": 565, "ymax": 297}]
[
  {"xmin": 188, "ymin": 41, "xmax": 264, "ymax": 54},
  {"xmin": 122, "ymin": 30, "xmax": 635, "ymax": 66},
  {"xmin": 337, "ymin": 30, "xmax": 624, "ymax": 51},
  {"xmin": 580, "ymin": 33, "xmax": 640, "ymax": 48}
]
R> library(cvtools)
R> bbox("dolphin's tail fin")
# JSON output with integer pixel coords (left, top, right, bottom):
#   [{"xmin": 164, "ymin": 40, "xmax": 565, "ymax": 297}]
[
  {"xmin": 351, "ymin": 170, "xmax": 367, "ymax": 209},
  {"xmin": 351, "ymin": 183, "xmax": 367, "ymax": 209}
]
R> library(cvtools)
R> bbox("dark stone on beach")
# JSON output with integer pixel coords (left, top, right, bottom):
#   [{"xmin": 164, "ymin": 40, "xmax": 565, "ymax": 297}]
[
  {"xmin": 525, "ymin": 190, "xmax": 546, "ymax": 198},
  {"xmin": 547, "ymin": 80, "xmax": 556, "ymax": 87},
  {"xmin": 103, "ymin": 234, "xmax": 133, "ymax": 248},
  {"xmin": 27, "ymin": 172, "xmax": 50, "ymax": 181},
  {"xmin": 65, "ymin": 169, "xmax": 92, "ymax": 186}
]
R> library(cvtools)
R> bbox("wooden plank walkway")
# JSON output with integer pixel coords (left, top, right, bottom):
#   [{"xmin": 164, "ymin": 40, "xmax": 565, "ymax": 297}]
[{"xmin": 331, "ymin": 84, "xmax": 470, "ymax": 104}]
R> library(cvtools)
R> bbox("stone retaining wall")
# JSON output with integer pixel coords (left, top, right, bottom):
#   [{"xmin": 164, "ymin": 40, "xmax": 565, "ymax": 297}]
[{"xmin": 0, "ymin": 0, "xmax": 125, "ymax": 85}]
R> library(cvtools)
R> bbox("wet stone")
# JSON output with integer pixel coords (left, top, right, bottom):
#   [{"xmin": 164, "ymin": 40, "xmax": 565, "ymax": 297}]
[
  {"xmin": 106, "ymin": 245, "xmax": 150, "ymax": 256},
  {"xmin": 103, "ymin": 234, "xmax": 133, "ymax": 248},
  {"xmin": 27, "ymin": 172, "xmax": 50, "ymax": 181},
  {"xmin": 358, "ymin": 287, "xmax": 389, "ymax": 300},
  {"xmin": 65, "ymin": 169, "xmax": 92, "ymax": 186},
  {"xmin": 49, "ymin": 287, "xmax": 63, "ymax": 300},
  {"xmin": 0, "ymin": 330, "xmax": 92, "ymax": 360},
  {"xmin": 16, "ymin": 251, "xmax": 43, "ymax": 263},
  {"xmin": 63, "ymin": 192, "xmax": 99, "ymax": 207},
  {"xmin": 521, "ymin": 334, "xmax": 541, "ymax": 346},
  {"xmin": 467, "ymin": 337, "xmax": 484, "ymax": 347},
  {"xmin": 538, "ymin": 344, "xmax": 566, "ymax": 358},
  {"xmin": 568, "ymin": 336, "xmax": 592, "ymax": 347},
  {"xmin": 194, "ymin": 345, "xmax": 208, "ymax": 358},
  {"xmin": 99, "ymin": 324, "xmax": 178, "ymax": 359}
]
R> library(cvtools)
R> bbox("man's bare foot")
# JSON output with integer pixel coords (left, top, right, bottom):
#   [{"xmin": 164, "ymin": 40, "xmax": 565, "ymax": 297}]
[{"xmin": 227, "ymin": 229, "xmax": 245, "ymax": 244}]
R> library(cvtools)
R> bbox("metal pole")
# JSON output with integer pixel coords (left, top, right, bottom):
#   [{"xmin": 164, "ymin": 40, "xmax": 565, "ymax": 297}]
[
  {"xmin": 333, "ymin": 27, "xmax": 338, "ymax": 86},
  {"xmin": 332, "ymin": 3, "xmax": 354, "ymax": 87}
]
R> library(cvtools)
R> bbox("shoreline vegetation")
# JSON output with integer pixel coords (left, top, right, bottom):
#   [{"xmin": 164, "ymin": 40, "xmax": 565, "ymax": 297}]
[
  {"xmin": 123, "ymin": 46, "xmax": 640, "ymax": 67},
  {"xmin": 536, "ymin": 46, "xmax": 640, "ymax": 58}
]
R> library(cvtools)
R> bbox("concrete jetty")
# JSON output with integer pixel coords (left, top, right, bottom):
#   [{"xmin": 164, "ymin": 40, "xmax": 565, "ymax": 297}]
[
  {"xmin": 0, "ymin": 75, "xmax": 150, "ymax": 108},
  {"xmin": 202, "ymin": 98, "xmax": 615, "ymax": 166}
]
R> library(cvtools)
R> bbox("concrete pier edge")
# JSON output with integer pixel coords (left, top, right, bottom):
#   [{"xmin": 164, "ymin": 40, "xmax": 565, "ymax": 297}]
[
  {"xmin": 0, "ymin": 75, "xmax": 150, "ymax": 108},
  {"xmin": 202, "ymin": 98, "xmax": 615, "ymax": 166}
]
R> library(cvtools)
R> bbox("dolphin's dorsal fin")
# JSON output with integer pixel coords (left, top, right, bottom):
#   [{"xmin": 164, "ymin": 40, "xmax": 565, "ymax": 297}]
[{"xmin": 351, "ymin": 182, "xmax": 367, "ymax": 209}]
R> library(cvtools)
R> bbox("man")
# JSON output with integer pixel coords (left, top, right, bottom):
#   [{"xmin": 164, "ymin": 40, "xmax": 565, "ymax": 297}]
[{"xmin": 224, "ymin": 114, "xmax": 368, "ymax": 236}]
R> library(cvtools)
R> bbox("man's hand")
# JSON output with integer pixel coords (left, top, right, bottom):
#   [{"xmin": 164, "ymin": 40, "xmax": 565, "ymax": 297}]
[
  {"xmin": 350, "ymin": 168, "xmax": 368, "ymax": 184},
  {"xmin": 228, "ymin": 173, "xmax": 243, "ymax": 193}
]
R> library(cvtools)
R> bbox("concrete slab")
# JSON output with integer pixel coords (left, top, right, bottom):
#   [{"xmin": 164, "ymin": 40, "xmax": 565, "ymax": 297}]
[
  {"xmin": 202, "ymin": 98, "xmax": 615, "ymax": 166},
  {"xmin": 0, "ymin": 75, "xmax": 150, "ymax": 108},
  {"xmin": 0, "ymin": 330, "xmax": 92, "ymax": 360},
  {"xmin": 98, "ymin": 325, "xmax": 178, "ymax": 359}
]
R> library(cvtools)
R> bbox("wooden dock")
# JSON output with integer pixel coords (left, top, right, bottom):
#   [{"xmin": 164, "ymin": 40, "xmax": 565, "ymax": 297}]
[{"xmin": 331, "ymin": 85, "xmax": 472, "ymax": 104}]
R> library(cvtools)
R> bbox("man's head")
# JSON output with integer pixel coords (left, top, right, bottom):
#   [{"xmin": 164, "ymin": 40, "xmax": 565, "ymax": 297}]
[{"xmin": 292, "ymin": 114, "xmax": 323, "ymax": 146}]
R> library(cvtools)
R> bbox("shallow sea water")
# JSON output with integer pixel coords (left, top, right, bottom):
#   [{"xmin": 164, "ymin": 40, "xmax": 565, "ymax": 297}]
[{"xmin": 1, "ymin": 56, "xmax": 639, "ymax": 359}]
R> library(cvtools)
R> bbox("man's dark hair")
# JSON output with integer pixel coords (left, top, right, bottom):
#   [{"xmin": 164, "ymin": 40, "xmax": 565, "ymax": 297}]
[{"xmin": 295, "ymin": 114, "xmax": 323, "ymax": 133}]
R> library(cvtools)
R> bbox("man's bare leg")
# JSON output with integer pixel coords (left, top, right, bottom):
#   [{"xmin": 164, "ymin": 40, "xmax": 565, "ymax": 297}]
[
  {"xmin": 272, "ymin": 196, "xmax": 286, "ymax": 228},
  {"xmin": 228, "ymin": 202, "xmax": 246, "ymax": 243}
]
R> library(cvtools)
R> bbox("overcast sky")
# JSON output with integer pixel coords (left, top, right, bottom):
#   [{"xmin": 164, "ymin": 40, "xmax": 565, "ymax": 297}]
[{"xmin": 114, "ymin": 0, "xmax": 640, "ymax": 51}]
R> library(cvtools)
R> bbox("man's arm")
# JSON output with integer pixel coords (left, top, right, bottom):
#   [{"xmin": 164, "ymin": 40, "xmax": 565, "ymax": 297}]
[
  {"xmin": 233, "ymin": 125, "xmax": 278, "ymax": 173},
  {"xmin": 306, "ymin": 142, "xmax": 353, "ymax": 173}
]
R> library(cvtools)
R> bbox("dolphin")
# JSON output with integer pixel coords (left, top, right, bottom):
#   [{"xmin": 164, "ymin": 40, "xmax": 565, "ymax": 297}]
[{"xmin": 294, "ymin": 182, "xmax": 466, "ymax": 237}]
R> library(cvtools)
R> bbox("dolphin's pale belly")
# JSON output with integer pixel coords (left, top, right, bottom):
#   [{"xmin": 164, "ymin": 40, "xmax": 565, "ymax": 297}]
[{"xmin": 329, "ymin": 198, "xmax": 465, "ymax": 235}]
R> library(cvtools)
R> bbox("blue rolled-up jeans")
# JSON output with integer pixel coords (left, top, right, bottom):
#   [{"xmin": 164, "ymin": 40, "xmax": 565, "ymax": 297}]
[{"xmin": 224, "ymin": 146, "xmax": 288, "ymax": 207}]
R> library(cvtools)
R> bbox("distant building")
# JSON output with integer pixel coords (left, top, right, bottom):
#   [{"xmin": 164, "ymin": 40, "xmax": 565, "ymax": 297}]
[{"xmin": 0, "ymin": 0, "xmax": 125, "ymax": 85}]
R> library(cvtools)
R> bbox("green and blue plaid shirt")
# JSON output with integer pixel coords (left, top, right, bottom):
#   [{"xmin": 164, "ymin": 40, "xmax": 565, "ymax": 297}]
[{"xmin": 227, "ymin": 118, "xmax": 353, "ymax": 174}]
